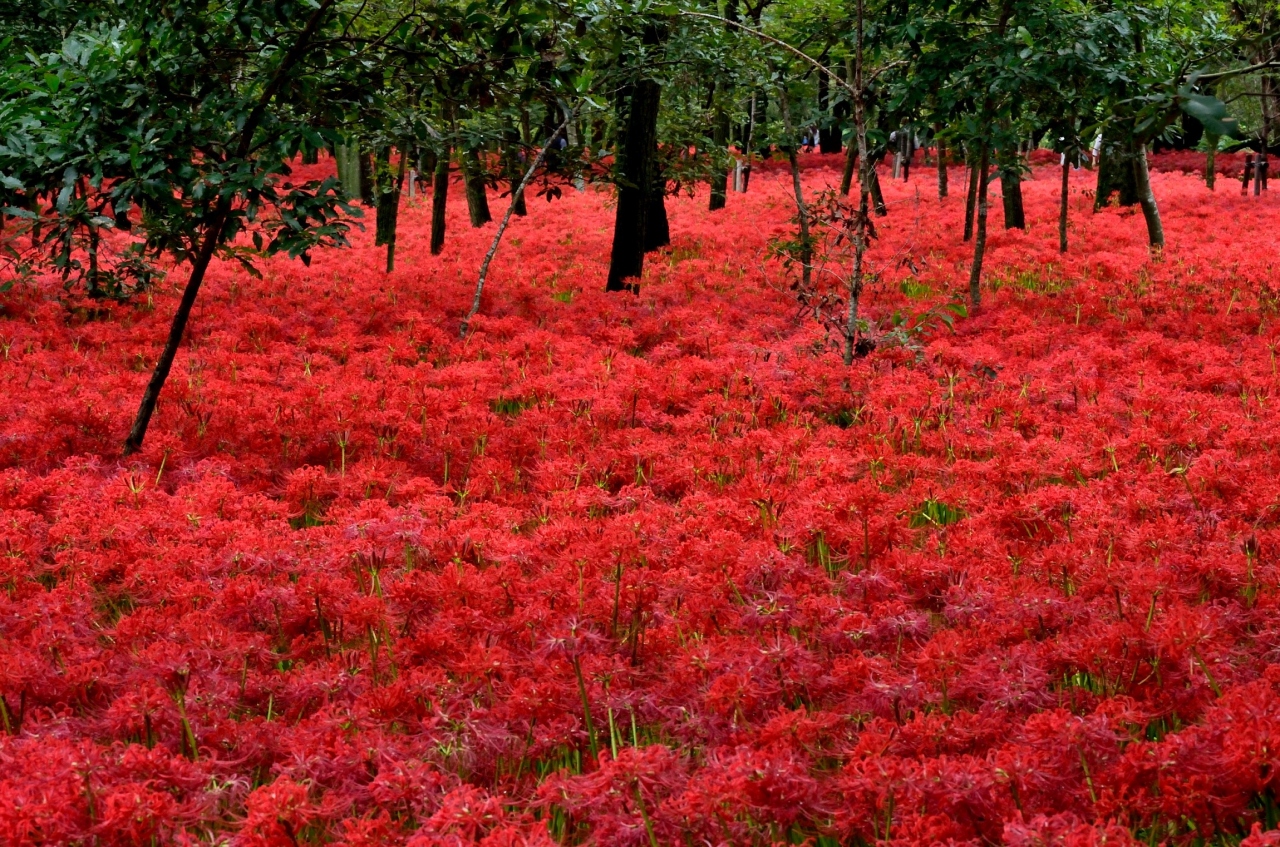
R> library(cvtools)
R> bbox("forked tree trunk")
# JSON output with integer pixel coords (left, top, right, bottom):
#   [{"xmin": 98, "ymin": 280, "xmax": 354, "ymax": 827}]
[
  {"xmin": 606, "ymin": 79, "xmax": 661, "ymax": 292},
  {"xmin": 430, "ymin": 151, "xmax": 449, "ymax": 255}
]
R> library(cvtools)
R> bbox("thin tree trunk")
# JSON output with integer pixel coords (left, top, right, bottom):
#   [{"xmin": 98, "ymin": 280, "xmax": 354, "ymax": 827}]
[
  {"xmin": 123, "ymin": 199, "xmax": 231, "ymax": 455},
  {"xmin": 844, "ymin": 0, "xmax": 871, "ymax": 367},
  {"xmin": 462, "ymin": 109, "xmax": 576, "ymax": 337},
  {"xmin": 430, "ymin": 151, "xmax": 449, "ymax": 255},
  {"xmin": 968, "ymin": 144, "xmax": 990, "ymax": 311},
  {"xmin": 1205, "ymin": 135, "xmax": 1217, "ymax": 190},
  {"xmin": 963, "ymin": 154, "xmax": 979, "ymax": 241},
  {"xmin": 644, "ymin": 166, "xmax": 670, "ymax": 253},
  {"xmin": 377, "ymin": 149, "xmax": 407, "ymax": 272},
  {"xmin": 1131, "ymin": 140, "xmax": 1164, "ymax": 250},
  {"xmin": 1059, "ymin": 159, "xmax": 1070, "ymax": 253},
  {"xmin": 937, "ymin": 141, "xmax": 948, "ymax": 199},
  {"xmin": 778, "ymin": 85, "xmax": 812, "ymax": 293},
  {"xmin": 840, "ymin": 143, "xmax": 857, "ymax": 195}
]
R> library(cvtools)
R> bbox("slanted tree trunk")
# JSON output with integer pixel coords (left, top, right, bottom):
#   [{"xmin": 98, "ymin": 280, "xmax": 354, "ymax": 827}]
[
  {"xmin": 462, "ymin": 149, "xmax": 492, "ymax": 227},
  {"xmin": 968, "ymin": 143, "xmax": 991, "ymax": 311},
  {"xmin": 869, "ymin": 157, "xmax": 887, "ymax": 216},
  {"xmin": 1131, "ymin": 139, "xmax": 1164, "ymax": 250},
  {"xmin": 606, "ymin": 78, "xmax": 661, "ymax": 292},
  {"xmin": 840, "ymin": 145, "xmax": 857, "ymax": 195},
  {"xmin": 430, "ymin": 150, "xmax": 449, "ymax": 255}
]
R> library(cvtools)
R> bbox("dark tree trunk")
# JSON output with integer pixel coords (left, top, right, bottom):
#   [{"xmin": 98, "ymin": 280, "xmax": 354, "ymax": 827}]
[
  {"xmin": 358, "ymin": 151, "xmax": 375, "ymax": 205},
  {"xmin": 1059, "ymin": 159, "xmax": 1070, "ymax": 253},
  {"xmin": 709, "ymin": 108, "xmax": 730, "ymax": 211},
  {"xmin": 1095, "ymin": 126, "xmax": 1139, "ymax": 209},
  {"xmin": 1132, "ymin": 139, "xmax": 1164, "ymax": 249},
  {"xmin": 123, "ymin": 199, "xmax": 232, "ymax": 455},
  {"xmin": 818, "ymin": 72, "xmax": 842, "ymax": 154},
  {"xmin": 606, "ymin": 79, "xmax": 662, "ymax": 292},
  {"xmin": 963, "ymin": 155, "xmax": 979, "ymax": 241},
  {"xmin": 869, "ymin": 159, "xmax": 887, "ymax": 216},
  {"xmin": 968, "ymin": 145, "xmax": 991, "ymax": 311},
  {"xmin": 840, "ymin": 146, "xmax": 857, "ymax": 195},
  {"xmin": 375, "ymin": 148, "xmax": 407, "ymax": 272},
  {"xmin": 937, "ymin": 140, "xmax": 948, "ymax": 199},
  {"xmin": 645, "ymin": 166, "xmax": 670, "ymax": 252},
  {"xmin": 430, "ymin": 151, "xmax": 449, "ymax": 255},
  {"xmin": 1000, "ymin": 163, "xmax": 1026, "ymax": 230},
  {"xmin": 462, "ymin": 149, "xmax": 492, "ymax": 227}
]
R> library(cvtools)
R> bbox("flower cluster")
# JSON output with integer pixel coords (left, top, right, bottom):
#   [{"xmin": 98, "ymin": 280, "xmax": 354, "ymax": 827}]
[{"xmin": 2, "ymin": 153, "xmax": 1280, "ymax": 844}]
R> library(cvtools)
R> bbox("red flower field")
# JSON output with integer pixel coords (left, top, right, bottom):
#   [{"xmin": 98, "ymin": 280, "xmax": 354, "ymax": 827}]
[{"xmin": 3, "ymin": 153, "xmax": 1280, "ymax": 845}]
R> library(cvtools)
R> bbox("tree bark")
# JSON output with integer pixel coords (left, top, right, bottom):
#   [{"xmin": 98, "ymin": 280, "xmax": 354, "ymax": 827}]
[
  {"xmin": 644, "ymin": 164, "xmax": 670, "ymax": 252},
  {"xmin": 709, "ymin": 106, "xmax": 730, "ymax": 211},
  {"xmin": 606, "ymin": 79, "xmax": 661, "ymax": 292},
  {"xmin": 1095, "ymin": 126, "xmax": 1139, "ymax": 208},
  {"xmin": 123, "ymin": 199, "xmax": 231, "ymax": 455},
  {"xmin": 968, "ymin": 144, "xmax": 990, "ymax": 312},
  {"xmin": 778, "ymin": 85, "xmax": 812, "ymax": 293},
  {"xmin": 963, "ymin": 154, "xmax": 979, "ymax": 241},
  {"xmin": 1000, "ymin": 161, "xmax": 1026, "ymax": 230},
  {"xmin": 462, "ymin": 148, "xmax": 492, "ymax": 227},
  {"xmin": 937, "ymin": 141, "xmax": 948, "ymax": 199},
  {"xmin": 375, "ymin": 148, "xmax": 407, "ymax": 272},
  {"xmin": 1131, "ymin": 139, "xmax": 1164, "ymax": 250},
  {"xmin": 430, "ymin": 151, "xmax": 449, "ymax": 255},
  {"xmin": 869, "ymin": 161, "xmax": 886, "ymax": 216},
  {"xmin": 1059, "ymin": 159, "xmax": 1070, "ymax": 253}
]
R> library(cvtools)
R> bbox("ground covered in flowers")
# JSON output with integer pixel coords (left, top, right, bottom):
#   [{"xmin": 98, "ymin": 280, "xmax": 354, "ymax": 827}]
[{"xmin": 3, "ymin": 154, "xmax": 1280, "ymax": 846}]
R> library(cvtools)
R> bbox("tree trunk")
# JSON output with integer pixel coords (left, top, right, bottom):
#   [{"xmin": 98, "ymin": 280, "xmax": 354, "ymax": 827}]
[
  {"xmin": 1131, "ymin": 140, "xmax": 1164, "ymax": 250},
  {"xmin": 844, "ymin": 8, "xmax": 871, "ymax": 366},
  {"xmin": 502, "ymin": 141, "xmax": 528, "ymax": 217},
  {"xmin": 869, "ymin": 161, "xmax": 886, "ymax": 216},
  {"xmin": 840, "ymin": 144, "xmax": 857, "ymax": 196},
  {"xmin": 123, "ymin": 199, "xmax": 232, "ymax": 455},
  {"xmin": 937, "ymin": 142, "xmax": 948, "ymax": 199},
  {"xmin": 644, "ymin": 165, "xmax": 670, "ymax": 252},
  {"xmin": 1205, "ymin": 136, "xmax": 1217, "ymax": 190},
  {"xmin": 335, "ymin": 141, "xmax": 362, "ymax": 198},
  {"xmin": 358, "ymin": 151, "xmax": 375, "ymax": 205},
  {"xmin": 1095, "ymin": 126, "xmax": 1139, "ymax": 209},
  {"xmin": 778, "ymin": 85, "xmax": 812, "ymax": 293},
  {"xmin": 606, "ymin": 79, "xmax": 661, "ymax": 292},
  {"xmin": 709, "ymin": 107, "xmax": 730, "ymax": 211},
  {"xmin": 818, "ymin": 72, "xmax": 841, "ymax": 155},
  {"xmin": 462, "ymin": 149, "xmax": 492, "ymax": 227},
  {"xmin": 375, "ymin": 148, "xmax": 407, "ymax": 272},
  {"xmin": 963, "ymin": 155, "xmax": 979, "ymax": 241},
  {"xmin": 968, "ymin": 144, "xmax": 990, "ymax": 311},
  {"xmin": 1000, "ymin": 162, "xmax": 1026, "ymax": 230},
  {"xmin": 430, "ymin": 151, "xmax": 449, "ymax": 255},
  {"xmin": 1059, "ymin": 159, "xmax": 1070, "ymax": 253}
]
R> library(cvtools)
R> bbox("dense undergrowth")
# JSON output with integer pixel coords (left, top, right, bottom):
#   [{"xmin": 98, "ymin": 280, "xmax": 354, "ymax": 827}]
[{"xmin": 3, "ymin": 153, "xmax": 1280, "ymax": 846}]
